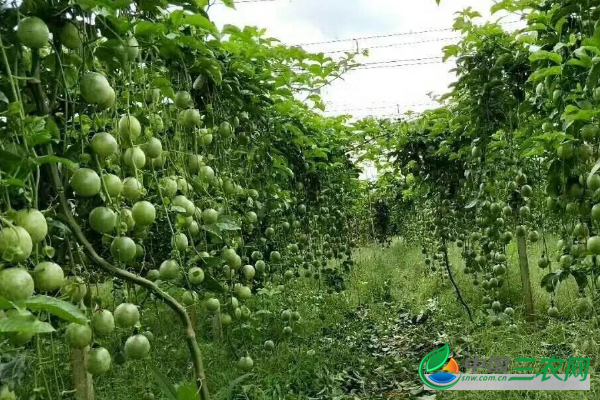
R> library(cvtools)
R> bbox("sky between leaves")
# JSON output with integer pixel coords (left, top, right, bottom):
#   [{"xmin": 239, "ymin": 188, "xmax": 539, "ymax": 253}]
[
  {"xmin": 209, "ymin": 0, "xmax": 518, "ymax": 180},
  {"xmin": 210, "ymin": 0, "xmax": 517, "ymax": 120}
]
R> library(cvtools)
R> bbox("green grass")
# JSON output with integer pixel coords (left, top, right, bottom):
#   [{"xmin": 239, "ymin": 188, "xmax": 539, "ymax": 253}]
[{"xmin": 14, "ymin": 238, "xmax": 600, "ymax": 399}]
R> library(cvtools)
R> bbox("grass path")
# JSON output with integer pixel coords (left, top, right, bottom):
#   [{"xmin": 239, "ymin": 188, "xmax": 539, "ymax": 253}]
[{"xmin": 23, "ymin": 239, "xmax": 600, "ymax": 399}]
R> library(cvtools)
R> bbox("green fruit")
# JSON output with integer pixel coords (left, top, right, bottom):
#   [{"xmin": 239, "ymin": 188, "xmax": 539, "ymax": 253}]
[
  {"xmin": 91, "ymin": 132, "xmax": 118, "ymax": 158},
  {"xmin": 264, "ymin": 340, "xmax": 275, "ymax": 350},
  {"xmin": 199, "ymin": 165, "xmax": 215, "ymax": 182},
  {"xmin": 132, "ymin": 201, "xmax": 156, "ymax": 226},
  {"xmin": 270, "ymin": 251, "xmax": 281, "ymax": 262},
  {"xmin": 172, "ymin": 195, "xmax": 195, "ymax": 217},
  {"xmin": 199, "ymin": 132, "xmax": 213, "ymax": 146},
  {"xmin": 255, "ymin": 260, "xmax": 266, "ymax": 272},
  {"xmin": 160, "ymin": 178, "xmax": 178, "ymax": 197},
  {"xmin": 61, "ymin": 277, "xmax": 87, "ymax": 303},
  {"xmin": 520, "ymin": 185, "xmax": 532, "ymax": 198},
  {"xmin": 0, "ymin": 225, "xmax": 32, "ymax": 263},
  {"xmin": 126, "ymin": 36, "xmax": 139, "ymax": 60},
  {"xmin": 89, "ymin": 207, "xmax": 117, "ymax": 234},
  {"xmin": 174, "ymin": 91, "xmax": 192, "ymax": 109},
  {"xmin": 219, "ymin": 121, "xmax": 232, "ymax": 137},
  {"xmin": 17, "ymin": 17, "xmax": 49, "ymax": 48},
  {"xmin": 548, "ymin": 306, "xmax": 559, "ymax": 318},
  {"xmin": 118, "ymin": 115, "xmax": 142, "ymax": 144},
  {"xmin": 283, "ymin": 326, "xmax": 293, "ymax": 335},
  {"xmin": 182, "ymin": 291, "xmax": 198, "ymax": 306},
  {"xmin": 180, "ymin": 109, "xmax": 202, "ymax": 129},
  {"xmin": 98, "ymin": 87, "xmax": 116, "ymax": 109},
  {"xmin": 60, "ymin": 22, "xmax": 83, "ymax": 49},
  {"xmin": 557, "ymin": 142, "xmax": 574, "ymax": 159},
  {"xmin": 188, "ymin": 267, "xmax": 205, "ymax": 285},
  {"xmin": 220, "ymin": 313, "xmax": 232, "ymax": 325},
  {"xmin": 81, "ymin": 72, "xmax": 113, "ymax": 106},
  {"xmin": 236, "ymin": 285, "xmax": 251, "ymax": 300},
  {"xmin": 171, "ymin": 233, "xmax": 188, "ymax": 252},
  {"xmin": 538, "ymin": 257, "xmax": 549, "ymax": 268},
  {"xmin": 110, "ymin": 236, "xmax": 136, "ymax": 262},
  {"xmin": 588, "ymin": 236, "xmax": 600, "ymax": 254},
  {"xmin": 124, "ymin": 146, "xmax": 146, "ymax": 169},
  {"xmin": 114, "ymin": 303, "xmax": 139, "ymax": 327},
  {"xmin": 86, "ymin": 347, "xmax": 111, "ymax": 375},
  {"xmin": 71, "ymin": 168, "xmax": 101, "ymax": 197},
  {"xmin": 576, "ymin": 297, "xmax": 593, "ymax": 316},
  {"xmin": 92, "ymin": 310, "xmax": 115, "ymax": 336},
  {"xmin": 581, "ymin": 124, "xmax": 599, "ymax": 140},
  {"xmin": 65, "ymin": 323, "xmax": 92, "ymax": 348},
  {"xmin": 237, "ymin": 356, "xmax": 253, "ymax": 371},
  {"xmin": 242, "ymin": 264, "xmax": 255, "ymax": 280},
  {"xmin": 32, "ymin": 262, "xmax": 64, "ymax": 292},
  {"xmin": 124, "ymin": 334, "xmax": 150, "ymax": 359},
  {"xmin": 149, "ymin": 114, "xmax": 164, "ymax": 132},
  {"xmin": 15, "ymin": 208, "xmax": 47, "ymax": 243},
  {"xmin": 246, "ymin": 211, "xmax": 258, "ymax": 223},
  {"xmin": 146, "ymin": 269, "xmax": 160, "ymax": 281},
  {"xmin": 202, "ymin": 208, "xmax": 218, "ymax": 224},
  {"xmin": 265, "ymin": 227, "xmax": 275, "ymax": 238},
  {"xmin": 143, "ymin": 138, "xmax": 162, "ymax": 159},
  {"xmin": 0, "ymin": 268, "xmax": 34, "ymax": 301},
  {"xmin": 205, "ymin": 298, "xmax": 220, "ymax": 312},
  {"xmin": 592, "ymin": 204, "xmax": 600, "ymax": 220},
  {"xmin": 159, "ymin": 259, "xmax": 180, "ymax": 280},
  {"xmin": 123, "ymin": 177, "xmax": 143, "ymax": 201},
  {"xmin": 103, "ymin": 174, "xmax": 123, "ymax": 198}
]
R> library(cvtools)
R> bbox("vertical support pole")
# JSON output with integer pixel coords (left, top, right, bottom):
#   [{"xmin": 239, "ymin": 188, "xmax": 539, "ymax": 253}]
[
  {"xmin": 516, "ymin": 234, "xmax": 535, "ymax": 322},
  {"xmin": 71, "ymin": 347, "xmax": 94, "ymax": 400}
]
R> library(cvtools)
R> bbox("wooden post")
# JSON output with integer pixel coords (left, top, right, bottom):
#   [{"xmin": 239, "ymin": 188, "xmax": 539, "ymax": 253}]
[
  {"xmin": 212, "ymin": 311, "xmax": 222, "ymax": 342},
  {"xmin": 516, "ymin": 234, "xmax": 535, "ymax": 322},
  {"xmin": 71, "ymin": 347, "xmax": 94, "ymax": 400}
]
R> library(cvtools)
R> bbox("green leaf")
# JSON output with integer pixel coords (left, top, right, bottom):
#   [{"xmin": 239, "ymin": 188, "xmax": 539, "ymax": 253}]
[
  {"xmin": 220, "ymin": 0, "xmax": 235, "ymax": 8},
  {"xmin": 151, "ymin": 365, "xmax": 178, "ymax": 400},
  {"xmin": 185, "ymin": 14, "xmax": 219, "ymax": 37},
  {"xmin": 424, "ymin": 344, "xmax": 450, "ymax": 372},
  {"xmin": 465, "ymin": 199, "xmax": 478, "ymax": 209},
  {"xmin": 202, "ymin": 224, "xmax": 222, "ymax": 239},
  {"xmin": 24, "ymin": 296, "xmax": 87, "ymax": 324},
  {"xmin": 529, "ymin": 50, "xmax": 562, "ymax": 65},
  {"xmin": 134, "ymin": 21, "xmax": 167, "ymax": 37},
  {"xmin": 589, "ymin": 158, "xmax": 600, "ymax": 179},
  {"xmin": 176, "ymin": 382, "xmax": 198, "ymax": 400},
  {"xmin": 0, "ymin": 313, "xmax": 55, "ymax": 334},
  {"xmin": 0, "ymin": 90, "xmax": 8, "ymax": 103},
  {"xmin": 213, "ymin": 374, "xmax": 252, "ymax": 400},
  {"xmin": 586, "ymin": 62, "xmax": 600, "ymax": 90},
  {"xmin": 151, "ymin": 77, "xmax": 175, "ymax": 100},
  {"xmin": 33, "ymin": 155, "xmax": 78, "ymax": 171},
  {"xmin": 0, "ymin": 296, "xmax": 14, "ymax": 310},
  {"xmin": 202, "ymin": 273, "xmax": 227, "ymax": 293},
  {"xmin": 215, "ymin": 215, "xmax": 240, "ymax": 231},
  {"xmin": 528, "ymin": 66, "xmax": 562, "ymax": 82}
]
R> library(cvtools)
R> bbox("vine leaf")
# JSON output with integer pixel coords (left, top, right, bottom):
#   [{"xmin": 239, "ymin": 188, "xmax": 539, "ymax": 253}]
[
  {"xmin": 220, "ymin": 0, "xmax": 235, "ymax": 8},
  {"xmin": 151, "ymin": 365, "xmax": 178, "ymax": 400},
  {"xmin": 23, "ymin": 295, "xmax": 87, "ymax": 324},
  {"xmin": 0, "ymin": 313, "xmax": 55, "ymax": 333}
]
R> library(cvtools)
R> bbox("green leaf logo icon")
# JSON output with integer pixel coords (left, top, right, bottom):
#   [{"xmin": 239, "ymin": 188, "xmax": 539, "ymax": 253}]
[{"xmin": 425, "ymin": 343, "xmax": 450, "ymax": 372}]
